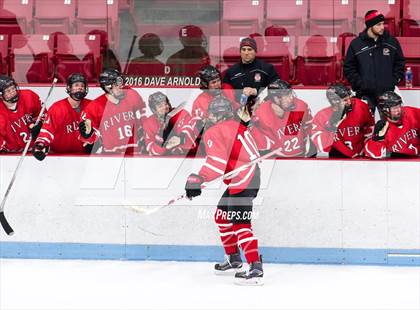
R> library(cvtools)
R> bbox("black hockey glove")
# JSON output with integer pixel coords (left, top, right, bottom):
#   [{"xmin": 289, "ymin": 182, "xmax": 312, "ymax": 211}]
[
  {"xmin": 373, "ymin": 120, "xmax": 387, "ymax": 141},
  {"xmin": 327, "ymin": 110, "xmax": 344, "ymax": 131},
  {"xmin": 32, "ymin": 142, "xmax": 49, "ymax": 161},
  {"xmin": 78, "ymin": 120, "xmax": 93, "ymax": 138},
  {"xmin": 30, "ymin": 122, "xmax": 43, "ymax": 139},
  {"xmin": 185, "ymin": 173, "xmax": 204, "ymax": 200}
]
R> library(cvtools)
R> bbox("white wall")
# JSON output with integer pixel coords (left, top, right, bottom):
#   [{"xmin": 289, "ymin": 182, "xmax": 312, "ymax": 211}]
[{"xmin": 1, "ymin": 156, "xmax": 419, "ymax": 252}]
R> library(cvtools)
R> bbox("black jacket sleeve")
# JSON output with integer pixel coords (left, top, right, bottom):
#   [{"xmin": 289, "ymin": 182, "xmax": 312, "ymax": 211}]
[
  {"xmin": 266, "ymin": 63, "xmax": 279, "ymax": 85},
  {"xmin": 343, "ymin": 43, "xmax": 363, "ymax": 91},
  {"xmin": 392, "ymin": 38, "xmax": 405, "ymax": 86}
]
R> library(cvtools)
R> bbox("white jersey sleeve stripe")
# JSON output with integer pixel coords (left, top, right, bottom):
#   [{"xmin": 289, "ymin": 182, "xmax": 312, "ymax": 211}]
[{"xmin": 203, "ymin": 162, "xmax": 224, "ymax": 175}]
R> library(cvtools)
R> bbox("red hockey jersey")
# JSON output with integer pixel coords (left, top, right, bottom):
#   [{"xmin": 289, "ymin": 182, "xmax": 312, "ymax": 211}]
[
  {"xmin": 199, "ymin": 118, "xmax": 260, "ymax": 194},
  {"xmin": 0, "ymin": 89, "xmax": 41, "ymax": 152},
  {"xmin": 311, "ymin": 98, "xmax": 374, "ymax": 157},
  {"xmin": 143, "ymin": 109, "xmax": 195, "ymax": 156},
  {"xmin": 79, "ymin": 89, "xmax": 146, "ymax": 153},
  {"xmin": 364, "ymin": 106, "xmax": 420, "ymax": 158},
  {"xmin": 251, "ymin": 98, "xmax": 313, "ymax": 157},
  {"xmin": 191, "ymin": 87, "xmax": 240, "ymax": 122},
  {"xmin": 36, "ymin": 98, "xmax": 91, "ymax": 153}
]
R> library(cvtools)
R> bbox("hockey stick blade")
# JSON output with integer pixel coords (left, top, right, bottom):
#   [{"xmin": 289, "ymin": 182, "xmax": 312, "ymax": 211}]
[
  {"xmin": 0, "ymin": 211, "xmax": 14, "ymax": 235},
  {"xmin": 127, "ymin": 194, "xmax": 186, "ymax": 215},
  {"xmin": 128, "ymin": 145, "xmax": 283, "ymax": 216}
]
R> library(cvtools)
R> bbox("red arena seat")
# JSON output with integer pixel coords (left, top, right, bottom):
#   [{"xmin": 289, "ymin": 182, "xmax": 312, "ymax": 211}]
[
  {"xmin": 0, "ymin": 34, "xmax": 8, "ymax": 74},
  {"xmin": 266, "ymin": 0, "xmax": 308, "ymax": 37},
  {"xmin": 10, "ymin": 34, "xmax": 53, "ymax": 83},
  {"xmin": 0, "ymin": 0, "xmax": 33, "ymax": 34},
  {"xmin": 209, "ymin": 35, "xmax": 242, "ymax": 76},
  {"xmin": 295, "ymin": 35, "xmax": 342, "ymax": 85},
  {"xmin": 222, "ymin": 0, "xmax": 264, "ymax": 36},
  {"xmin": 401, "ymin": 0, "xmax": 420, "ymax": 36},
  {"xmin": 355, "ymin": 0, "xmax": 400, "ymax": 35},
  {"xmin": 397, "ymin": 37, "xmax": 420, "ymax": 86},
  {"xmin": 256, "ymin": 36, "xmax": 295, "ymax": 82},
  {"xmin": 75, "ymin": 0, "xmax": 120, "ymax": 48},
  {"xmin": 308, "ymin": 0, "xmax": 353, "ymax": 37},
  {"xmin": 55, "ymin": 34, "xmax": 101, "ymax": 82},
  {"xmin": 33, "ymin": 0, "xmax": 77, "ymax": 34}
]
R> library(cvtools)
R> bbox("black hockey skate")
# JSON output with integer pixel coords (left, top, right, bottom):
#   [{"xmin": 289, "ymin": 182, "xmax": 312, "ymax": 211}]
[
  {"xmin": 234, "ymin": 256, "xmax": 263, "ymax": 286},
  {"xmin": 214, "ymin": 253, "xmax": 243, "ymax": 275}
]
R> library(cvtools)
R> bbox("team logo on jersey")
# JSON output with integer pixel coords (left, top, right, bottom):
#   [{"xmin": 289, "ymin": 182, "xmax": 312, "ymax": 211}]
[
  {"xmin": 254, "ymin": 73, "xmax": 261, "ymax": 82},
  {"xmin": 207, "ymin": 139, "xmax": 213, "ymax": 148},
  {"xmin": 383, "ymin": 48, "xmax": 390, "ymax": 56}
]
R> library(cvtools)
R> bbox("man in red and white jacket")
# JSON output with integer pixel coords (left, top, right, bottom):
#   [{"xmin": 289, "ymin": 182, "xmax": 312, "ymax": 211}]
[
  {"xmin": 78, "ymin": 69, "xmax": 146, "ymax": 154},
  {"xmin": 311, "ymin": 83, "xmax": 375, "ymax": 158},
  {"xmin": 33, "ymin": 73, "xmax": 92, "ymax": 160},
  {"xmin": 143, "ymin": 91, "xmax": 195, "ymax": 156},
  {"xmin": 364, "ymin": 91, "xmax": 420, "ymax": 159}
]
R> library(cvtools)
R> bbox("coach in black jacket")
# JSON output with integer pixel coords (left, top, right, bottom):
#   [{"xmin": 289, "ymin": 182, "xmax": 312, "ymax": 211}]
[
  {"xmin": 344, "ymin": 10, "xmax": 405, "ymax": 111},
  {"xmin": 223, "ymin": 37, "xmax": 278, "ymax": 108}
]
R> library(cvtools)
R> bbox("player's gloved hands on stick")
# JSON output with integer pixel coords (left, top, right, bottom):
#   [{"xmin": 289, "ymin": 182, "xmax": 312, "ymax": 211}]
[
  {"xmin": 30, "ymin": 122, "xmax": 43, "ymax": 139},
  {"xmin": 185, "ymin": 173, "xmax": 204, "ymax": 200},
  {"xmin": 373, "ymin": 120, "xmax": 389, "ymax": 141},
  {"xmin": 32, "ymin": 142, "xmax": 49, "ymax": 161},
  {"xmin": 78, "ymin": 120, "xmax": 93, "ymax": 138}
]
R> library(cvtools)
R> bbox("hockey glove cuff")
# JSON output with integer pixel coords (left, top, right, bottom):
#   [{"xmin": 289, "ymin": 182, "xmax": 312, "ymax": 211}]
[
  {"xmin": 32, "ymin": 142, "xmax": 49, "ymax": 161},
  {"xmin": 30, "ymin": 122, "xmax": 43, "ymax": 139},
  {"xmin": 79, "ymin": 120, "xmax": 93, "ymax": 138},
  {"xmin": 185, "ymin": 173, "xmax": 204, "ymax": 200},
  {"xmin": 373, "ymin": 120, "xmax": 388, "ymax": 141}
]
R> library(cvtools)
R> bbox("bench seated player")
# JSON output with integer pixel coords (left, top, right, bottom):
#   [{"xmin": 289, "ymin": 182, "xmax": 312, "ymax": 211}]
[
  {"xmin": 364, "ymin": 91, "xmax": 420, "ymax": 159},
  {"xmin": 33, "ymin": 73, "xmax": 92, "ymax": 160},
  {"xmin": 251, "ymin": 79, "xmax": 316, "ymax": 158},
  {"xmin": 311, "ymin": 83, "xmax": 375, "ymax": 158},
  {"xmin": 0, "ymin": 75, "xmax": 42, "ymax": 153},
  {"xmin": 143, "ymin": 91, "xmax": 195, "ymax": 156},
  {"xmin": 78, "ymin": 69, "xmax": 147, "ymax": 155},
  {"xmin": 190, "ymin": 65, "xmax": 240, "ymax": 155}
]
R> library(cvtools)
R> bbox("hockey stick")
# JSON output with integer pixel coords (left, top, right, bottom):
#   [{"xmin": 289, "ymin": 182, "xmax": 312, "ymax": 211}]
[
  {"xmin": 123, "ymin": 35, "xmax": 138, "ymax": 75},
  {"xmin": 161, "ymin": 101, "xmax": 187, "ymax": 146},
  {"xmin": 0, "ymin": 78, "xmax": 58, "ymax": 235},
  {"xmin": 129, "ymin": 144, "xmax": 283, "ymax": 215}
]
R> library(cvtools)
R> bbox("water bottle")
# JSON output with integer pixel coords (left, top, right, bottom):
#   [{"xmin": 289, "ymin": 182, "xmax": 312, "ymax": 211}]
[
  {"xmin": 405, "ymin": 67, "xmax": 413, "ymax": 88},
  {"xmin": 240, "ymin": 94, "xmax": 248, "ymax": 107}
]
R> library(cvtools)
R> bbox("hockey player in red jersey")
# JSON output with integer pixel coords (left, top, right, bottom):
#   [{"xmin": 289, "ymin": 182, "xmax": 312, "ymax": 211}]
[
  {"xmin": 143, "ymin": 91, "xmax": 195, "ymax": 156},
  {"xmin": 0, "ymin": 75, "xmax": 42, "ymax": 152},
  {"xmin": 251, "ymin": 79, "xmax": 315, "ymax": 157},
  {"xmin": 192, "ymin": 65, "xmax": 239, "ymax": 122},
  {"xmin": 190, "ymin": 65, "xmax": 240, "ymax": 154},
  {"xmin": 364, "ymin": 91, "xmax": 420, "ymax": 159},
  {"xmin": 78, "ymin": 69, "xmax": 146, "ymax": 154},
  {"xmin": 32, "ymin": 73, "xmax": 92, "ymax": 160},
  {"xmin": 311, "ymin": 83, "xmax": 375, "ymax": 158},
  {"xmin": 184, "ymin": 96, "xmax": 264, "ymax": 286}
]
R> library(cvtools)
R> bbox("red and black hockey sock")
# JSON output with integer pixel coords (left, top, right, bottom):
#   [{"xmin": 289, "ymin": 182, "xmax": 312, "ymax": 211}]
[
  {"xmin": 214, "ymin": 209, "xmax": 239, "ymax": 255},
  {"xmin": 232, "ymin": 223, "xmax": 259, "ymax": 263}
]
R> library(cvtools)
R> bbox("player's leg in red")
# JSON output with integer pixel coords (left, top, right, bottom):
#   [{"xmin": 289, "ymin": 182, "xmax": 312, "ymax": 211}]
[
  {"xmin": 213, "ymin": 190, "xmax": 243, "ymax": 275},
  {"xmin": 230, "ymin": 168, "xmax": 263, "ymax": 285}
]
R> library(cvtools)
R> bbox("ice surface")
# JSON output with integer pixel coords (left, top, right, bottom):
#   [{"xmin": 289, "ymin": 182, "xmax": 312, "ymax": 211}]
[{"xmin": 0, "ymin": 259, "xmax": 419, "ymax": 310}]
